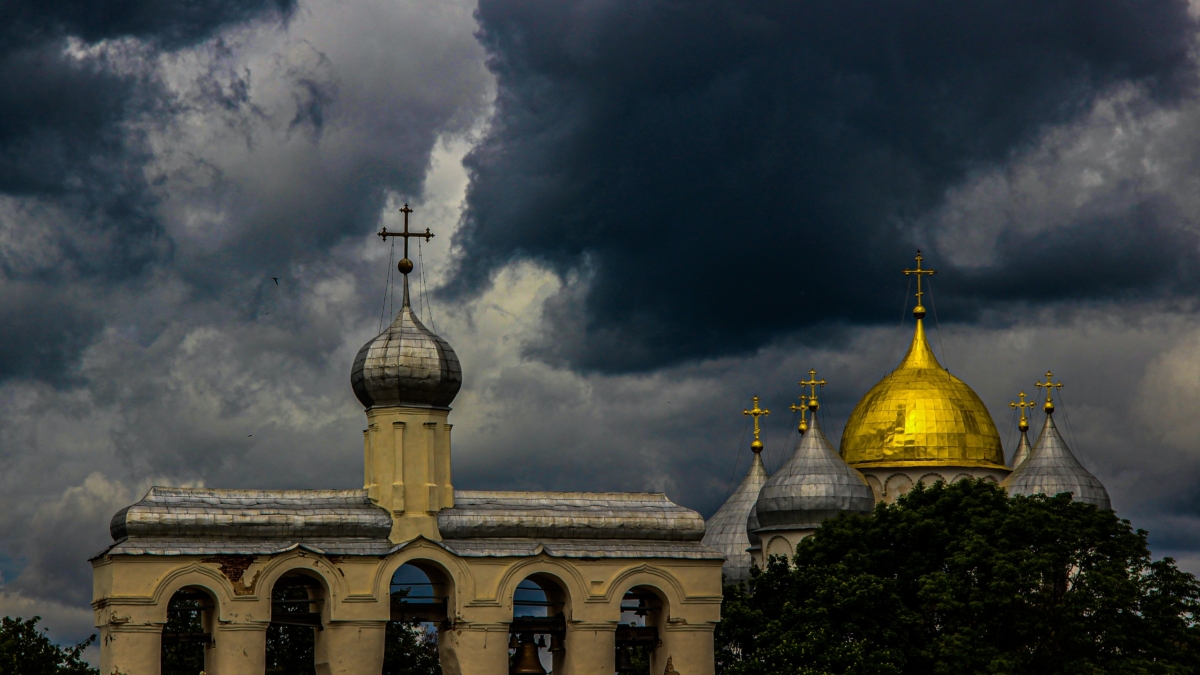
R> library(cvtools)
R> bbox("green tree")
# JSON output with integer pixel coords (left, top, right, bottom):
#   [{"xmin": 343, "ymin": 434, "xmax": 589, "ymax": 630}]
[
  {"xmin": 0, "ymin": 616, "xmax": 97, "ymax": 675},
  {"xmin": 717, "ymin": 479, "xmax": 1200, "ymax": 675},
  {"xmin": 382, "ymin": 589, "xmax": 440, "ymax": 675}
]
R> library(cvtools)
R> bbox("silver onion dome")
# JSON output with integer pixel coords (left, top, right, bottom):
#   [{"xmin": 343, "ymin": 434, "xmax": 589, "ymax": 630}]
[
  {"xmin": 351, "ymin": 278, "xmax": 462, "ymax": 409},
  {"xmin": 702, "ymin": 452, "xmax": 768, "ymax": 584},
  {"xmin": 753, "ymin": 414, "xmax": 874, "ymax": 534},
  {"xmin": 1002, "ymin": 414, "xmax": 1110, "ymax": 510},
  {"xmin": 1010, "ymin": 428, "xmax": 1032, "ymax": 468}
]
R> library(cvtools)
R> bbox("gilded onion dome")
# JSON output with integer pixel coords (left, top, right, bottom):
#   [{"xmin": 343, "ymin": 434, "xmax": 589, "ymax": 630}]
[
  {"xmin": 753, "ymin": 413, "xmax": 874, "ymax": 533},
  {"xmin": 702, "ymin": 451, "xmax": 768, "ymax": 584},
  {"xmin": 351, "ymin": 276, "xmax": 462, "ymax": 409},
  {"xmin": 1001, "ymin": 380, "xmax": 1110, "ymax": 510},
  {"xmin": 840, "ymin": 316, "xmax": 1005, "ymax": 470}
]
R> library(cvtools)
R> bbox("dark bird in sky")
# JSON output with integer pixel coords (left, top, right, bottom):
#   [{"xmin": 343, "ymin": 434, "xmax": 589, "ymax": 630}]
[{"xmin": 271, "ymin": 277, "xmax": 279, "ymax": 285}]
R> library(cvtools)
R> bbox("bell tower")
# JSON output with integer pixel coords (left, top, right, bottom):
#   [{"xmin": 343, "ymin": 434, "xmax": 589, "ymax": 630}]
[{"xmin": 351, "ymin": 204, "xmax": 462, "ymax": 542}]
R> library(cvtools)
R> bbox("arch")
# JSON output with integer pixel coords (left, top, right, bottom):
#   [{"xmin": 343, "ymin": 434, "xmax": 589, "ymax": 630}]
[
  {"xmin": 385, "ymin": 564, "xmax": 443, "ymax": 675},
  {"xmin": 375, "ymin": 540, "xmax": 474, "ymax": 613},
  {"xmin": 161, "ymin": 585, "xmax": 217, "ymax": 675},
  {"xmin": 617, "ymin": 583, "xmax": 669, "ymax": 675},
  {"xmin": 266, "ymin": 568, "xmax": 327, "ymax": 675},
  {"xmin": 884, "ymin": 473, "xmax": 913, "ymax": 501},
  {"xmin": 864, "ymin": 475, "xmax": 883, "ymax": 501},
  {"xmin": 952, "ymin": 473, "xmax": 972, "ymax": 483},
  {"xmin": 918, "ymin": 473, "xmax": 945, "ymax": 487},
  {"xmin": 981, "ymin": 475, "xmax": 999, "ymax": 484},
  {"xmin": 766, "ymin": 536, "xmax": 792, "ymax": 560}
]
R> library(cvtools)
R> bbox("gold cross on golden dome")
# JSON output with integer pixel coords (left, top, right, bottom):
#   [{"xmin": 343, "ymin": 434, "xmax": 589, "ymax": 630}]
[
  {"xmin": 743, "ymin": 396, "xmax": 769, "ymax": 453},
  {"xmin": 1035, "ymin": 371, "xmax": 1063, "ymax": 414},
  {"xmin": 377, "ymin": 203, "xmax": 435, "ymax": 275},
  {"xmin": 903, "ymin": 249, "xmax": 937, "ymax": 318},
  {"xmin": 798, "ymin": 369, "xmax": 826, "ymax": 412},
  {"xmin": 790, "ymin": 395, "xmax": 810, "ymax": 434},
  {"xmin": 1010, "ymin": 391, "xmax": 1033, "ymax": 432}
]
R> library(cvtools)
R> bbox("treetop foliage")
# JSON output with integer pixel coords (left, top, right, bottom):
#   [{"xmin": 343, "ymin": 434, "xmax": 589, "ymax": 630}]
[
  {"xmin": 717, "ymin": 479, "xmax": 1200, "ymax": 675},
  {"xmin": 0, "ymin": 616, "xmax": 97, "ymax": 675}
]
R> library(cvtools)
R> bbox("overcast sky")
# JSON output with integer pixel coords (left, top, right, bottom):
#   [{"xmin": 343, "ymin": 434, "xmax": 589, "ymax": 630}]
[{"xmin": 4, "ymin": 0, "xmax": 1200, "ymax": 649}]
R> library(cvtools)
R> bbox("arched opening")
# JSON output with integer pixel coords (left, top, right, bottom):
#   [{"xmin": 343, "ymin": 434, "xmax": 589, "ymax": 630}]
[
  {"xmin": 509, "ymin": 575, "xmax": 567, "ymax": 675},
  {"xmin": 616, "ymin": 587, "xmax": 663, "ymax": 675},
  {"xmin": 267, "ymin": 572, "xmax": 325, "ymax": 675},
  {"xmin": 161, "ymin": 586, "xmax": 215, "ymax": 675},
  {"xmin": 385, "ymin": 562, "xmax": 446, "ymax": 675}
]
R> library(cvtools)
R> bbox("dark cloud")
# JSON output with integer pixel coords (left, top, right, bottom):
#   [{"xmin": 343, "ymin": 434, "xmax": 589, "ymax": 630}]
[
  {"xmin": 453, "ymin": 0, "xmax": 1198, "ymax": 372},
  {"xmin": 0, "ymin": 0, "xmax": 299, "ymax": 383}
]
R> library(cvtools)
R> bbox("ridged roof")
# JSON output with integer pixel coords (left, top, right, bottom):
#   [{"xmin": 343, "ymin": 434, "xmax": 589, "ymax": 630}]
[
  {"xmin": 1001, "ymin": 415, "xmax": 1110, "ymax": 510},
  {"xmin": 701, "ymin": 452, "xmax": 768, "ymax": 584},
  {"xmin": 754, "ymin": 415, "xmax": 874, "ymax": 533},
  {"xmin": 99, "ymin": 487, "xmax": 395, "ymax": 557},
  {"xmin": 351, "ymin": 278, "xmax": 461, "ymax": 409},
  {"xmin": 437, "ymin": 491, "xmax": 707, "ymax": 540}
]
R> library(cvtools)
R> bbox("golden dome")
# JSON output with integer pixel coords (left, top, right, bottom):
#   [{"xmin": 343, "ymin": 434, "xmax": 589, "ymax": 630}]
[{"xmin": 839, "ymin": 319, "xmax": 1005, "ymax": 469}]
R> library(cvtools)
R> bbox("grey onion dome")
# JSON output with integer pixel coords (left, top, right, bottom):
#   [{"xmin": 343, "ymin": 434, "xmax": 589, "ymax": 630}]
[
  {"xmin": 1010, "ymin": 428, "xmax": 1032, "ymax": 468},
  {"xmin": 351, "ymin": 278, "xmax": 462, "ymax": 409},
  {"xmin": 702, "ymin": 452, "xmax": 768, "ymax": 584},
  {"xmin": 1002, "ymin": 414, "xmax": 1110, "ymax": 510},
  {"xmin": 753, "ymin": 414, "xmax": 874, "ymax": 533}
]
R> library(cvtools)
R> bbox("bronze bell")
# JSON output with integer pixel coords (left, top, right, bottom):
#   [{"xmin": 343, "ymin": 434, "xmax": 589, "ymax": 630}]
[
  {"xmin": 548, "ymin": 633, "xmax": 565, "ymax": 653},
  {"xmin": 616, "ymin": 646, "xmax": 634, "ymax": 674},
  {"xmin": 510, "ymin": 635, "xmax": 546, "ymax": 675}
]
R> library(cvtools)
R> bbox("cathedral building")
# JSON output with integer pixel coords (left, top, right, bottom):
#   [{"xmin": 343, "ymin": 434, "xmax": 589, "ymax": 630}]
[
  {"xmin": 702, "ymin": 252, "xmax": 1111, "ymax": 582},
  {"xmin": 91, "ymin": 236, "xmax": 1113, "ymax": 673}
]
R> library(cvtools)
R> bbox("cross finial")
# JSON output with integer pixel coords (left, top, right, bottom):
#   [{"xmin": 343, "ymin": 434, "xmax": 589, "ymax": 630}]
[
  {"xmin": 1010, "ymin": 391, "xmax": 1033, "ymax": 432},
  {"xmin": 743, "ymin": 396, "xmax": 770, "ymax": 454},
  {"xmin": 377, "ymin": 203, "xmax": 435, "ymax": 275},
  {"xmin": 1035, "ymin": 371, "xmax": 1063, "ymax": 414},
  {"xmin": 903, "ymin": 249, "xmax": 937, "ymax": 319},
  {"xmin": 798, "ymin": 369, "xmax": 827, "ymax": 412},
  {"xmin": 789, "ymin": 395, "xmax": 810, "ymax": 434}
]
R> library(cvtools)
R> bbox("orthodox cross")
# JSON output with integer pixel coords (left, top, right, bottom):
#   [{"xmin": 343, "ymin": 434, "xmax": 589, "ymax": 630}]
[
  {"xmin": 1010, "ymin": 391, "xmax": 1033, "ymax": 432},
  {"xmin": 798, "ymin": 369, "xmax": 827, "ymax": 412},
  {"xmin": 743, "ymin": 396, "xmax": 770, "ymax": 453},
  {"xmin": 377, "ymin": 203, "xmax": 434, "ymax": 274},
  {"xmin": 1035, "ymin": 371, "xmax": 1063, "ymax": 414},
  {"xmin": 903, "ymin": 249, "xmax": 937, "ymax": 311},
  {"xmin": 790, "ymin": 395, "xmax": 810, "ymax": 434}
]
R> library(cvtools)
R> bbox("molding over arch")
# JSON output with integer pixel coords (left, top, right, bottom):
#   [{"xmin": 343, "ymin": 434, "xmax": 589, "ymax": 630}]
[
  {"xmin": 149, "ymin": 564, "xmax": 236, "ymax": 623},
  {"xmin": 604, "ymin": 565, "xmax": 688, "ymax": 613},
  {"xmin": 493, "ymin": 557, "xmax": 588, "ymax": 615},
  {"xmin": 373, "ymin": 538, "xmax": 474, "ymax": 604}
]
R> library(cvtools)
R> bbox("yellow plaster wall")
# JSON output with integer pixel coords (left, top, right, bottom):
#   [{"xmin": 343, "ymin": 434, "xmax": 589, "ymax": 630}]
[{"xmin": 94, "ymin": 547, "xmax": 722, "ymax": 675}]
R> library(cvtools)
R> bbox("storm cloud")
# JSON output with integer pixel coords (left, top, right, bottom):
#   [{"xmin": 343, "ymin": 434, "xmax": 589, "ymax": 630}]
[{"xmin": 453, "ymin": 0, "xmax": 1199, "ymax": 371}]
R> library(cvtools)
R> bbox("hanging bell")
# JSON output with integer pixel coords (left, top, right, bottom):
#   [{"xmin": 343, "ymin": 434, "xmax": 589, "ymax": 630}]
[
  {"xmin": 509, "ymin": 633, "xmax": 519, "ymax": 650},
  {"xmin": 548, "ymin": 633, "xmax": 565, "ymax": 653},
  {"xmin": 510, "ymin": 635, "xmax": 547, "ymax": 675},
  {"xmin": 536, "ymin": 635, "xmax": 547, "ymax": 649},
  {"xmin": 616, "ymin": 646, "xmax": 634, "ymax": 674}
]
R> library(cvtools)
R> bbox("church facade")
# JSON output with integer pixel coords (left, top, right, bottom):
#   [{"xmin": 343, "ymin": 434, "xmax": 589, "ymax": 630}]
[{"xmin": 92, "ymin": 215, "xmax": 724, "ymax": 675}]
